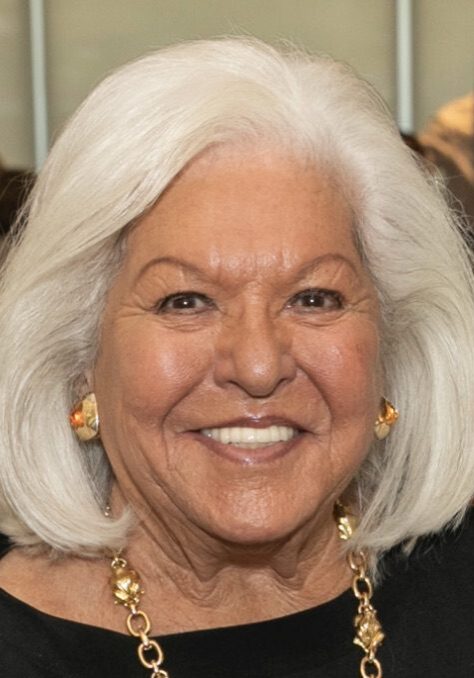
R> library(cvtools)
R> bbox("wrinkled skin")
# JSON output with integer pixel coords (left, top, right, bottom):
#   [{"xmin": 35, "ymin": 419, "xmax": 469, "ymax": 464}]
[
  {"xmin": 94, "ymin": 146, "xmax": 380, "ymax": 555},
  {"xmin": 0, "ymin": 145, "xmax": 382, "ymax": 634}
]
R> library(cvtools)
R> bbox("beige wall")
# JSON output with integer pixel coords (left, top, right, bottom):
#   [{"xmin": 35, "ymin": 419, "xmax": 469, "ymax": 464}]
[
  {"xmin": 0, "ymin": 0, "xmax": 33, "ymax": 167},
  {"xmin": 45, "ymin": 0, "xmax": 395, "ymax": 140},
  {"xmin": 415, "ymin": 0, "xmax": 474, "ymax": 130},
  {"xmin": 0, "ymin": 1, "xmax": 472, "ymax": 169}
]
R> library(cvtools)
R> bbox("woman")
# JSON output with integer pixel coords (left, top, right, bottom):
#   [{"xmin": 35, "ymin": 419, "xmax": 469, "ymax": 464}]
[{"xmin": 0, "ymin": 38, "xmax": 474, "ymax": 678}]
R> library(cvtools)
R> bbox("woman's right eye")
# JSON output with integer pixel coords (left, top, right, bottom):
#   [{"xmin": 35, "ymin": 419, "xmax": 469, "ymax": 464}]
[{"xmin": 155, "ymin": 292, "xmax": 214, "ymax": 314}]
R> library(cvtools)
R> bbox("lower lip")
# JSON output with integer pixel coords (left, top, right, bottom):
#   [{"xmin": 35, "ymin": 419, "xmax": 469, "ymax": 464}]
[{"xmin": 188, "ymin": 431, "xmax": 304, "ymax": 465}]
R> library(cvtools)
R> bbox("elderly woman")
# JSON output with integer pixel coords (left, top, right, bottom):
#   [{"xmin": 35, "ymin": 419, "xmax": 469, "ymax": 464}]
[{"xmin": 0, "ymin": 38, "xmax": 474, "ymax": 678}]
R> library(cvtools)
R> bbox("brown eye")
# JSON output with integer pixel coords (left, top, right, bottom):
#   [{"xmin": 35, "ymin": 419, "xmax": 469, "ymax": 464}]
[
  {"xmin": 288, "ymin": 288, "xmax": 344, "ymax": 310},
  {"xmin": 156, "ymin": 292, "xmax": 214, "ymax": 313}
]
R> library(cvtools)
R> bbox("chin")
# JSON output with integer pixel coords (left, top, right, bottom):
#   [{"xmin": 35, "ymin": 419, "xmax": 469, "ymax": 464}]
[{"xmin": 201, "ymin": 508, "xmax": 313, "ymax": 548}]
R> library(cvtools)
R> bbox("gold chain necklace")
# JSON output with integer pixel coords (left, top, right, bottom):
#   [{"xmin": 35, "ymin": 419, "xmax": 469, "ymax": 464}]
[
  {"xmin": 110, "ymin": 554, "xmax": 169, "ymax": 677},
  {"xmin": 109, "ymin": 503, "xmax": 384, "ymax": 678},
  {"xmin": 334, "ymin": 502, "xmax": 385, "ymax": 677}
]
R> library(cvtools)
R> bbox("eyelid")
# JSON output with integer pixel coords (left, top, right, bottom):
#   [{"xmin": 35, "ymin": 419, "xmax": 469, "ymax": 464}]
[
  {"xmin": 155, "ymin": 291, "xmax": 214, "ymax": 313},
  {"xmin": 287, "ymin": 287, "xmax": 344, "ymax": 308}
]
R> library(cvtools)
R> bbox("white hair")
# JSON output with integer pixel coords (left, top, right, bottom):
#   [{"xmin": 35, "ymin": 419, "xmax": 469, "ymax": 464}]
[{"xmin": 1, "ymin": 37, "xmax": 473, "ymax": 560}]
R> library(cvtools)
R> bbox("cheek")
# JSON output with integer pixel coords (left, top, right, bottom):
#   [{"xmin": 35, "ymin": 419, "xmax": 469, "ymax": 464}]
[
  {"xmin": 96, "ymin": 322, "xmax": 213, "ymax": 428},
  {"xmin": 297, "ymin": 323, "xmax": 381, "ymax": 420}
]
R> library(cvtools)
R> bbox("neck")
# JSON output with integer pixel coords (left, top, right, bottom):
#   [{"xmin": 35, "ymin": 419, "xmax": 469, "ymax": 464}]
[{"xmin": 112, "ymin": 492, "xmax": 351, "ymax": 634}]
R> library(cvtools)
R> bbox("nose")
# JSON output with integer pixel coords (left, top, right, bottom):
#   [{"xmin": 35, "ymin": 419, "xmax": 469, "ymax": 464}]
[{"xmin": 213, "ymin": 309, "xmax": 297, "ymax": 397}]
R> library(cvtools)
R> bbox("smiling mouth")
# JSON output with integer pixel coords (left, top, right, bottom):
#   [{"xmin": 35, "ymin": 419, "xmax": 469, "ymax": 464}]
[{"xmin": 200, "ymin": 425, "xmax": 299, "ymax": 449}]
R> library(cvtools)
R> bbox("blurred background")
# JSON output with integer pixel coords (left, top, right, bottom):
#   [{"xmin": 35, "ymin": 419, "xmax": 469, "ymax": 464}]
[{"xmin": 1, "ymin": 0, "xmax": 473, "ymax": 234}]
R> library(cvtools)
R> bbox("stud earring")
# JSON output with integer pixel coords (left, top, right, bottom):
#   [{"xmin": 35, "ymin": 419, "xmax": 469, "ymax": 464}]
[
  {"xmin": 69, "ymin": 392, "xmax": 100, "ymax": 441},
  {"xmin": 374, "ymin": 397, "xmax": 399, "ymax": 440}
]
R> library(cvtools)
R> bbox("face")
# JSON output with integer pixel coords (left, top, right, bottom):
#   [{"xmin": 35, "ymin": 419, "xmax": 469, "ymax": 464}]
[{"xmin": 93, "ymin": 146, "xmax": 381, "ymax": 545}]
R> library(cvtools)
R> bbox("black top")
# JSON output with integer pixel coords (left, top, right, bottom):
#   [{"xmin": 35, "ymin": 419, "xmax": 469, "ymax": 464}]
[{"xmin": 1, "ymin": 517, "xmax": 474, "ymax": 678}]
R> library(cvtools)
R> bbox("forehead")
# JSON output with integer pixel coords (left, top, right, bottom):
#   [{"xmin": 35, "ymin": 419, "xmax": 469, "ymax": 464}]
[{"xmin": 124, "ymin": 145, "xmax": 363, "ymax": 281}]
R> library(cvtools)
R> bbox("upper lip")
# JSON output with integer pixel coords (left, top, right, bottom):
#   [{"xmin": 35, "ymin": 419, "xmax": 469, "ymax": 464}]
[{"xmin": 191, "ymin": 415, "xmax": 307, "ymax": 432}]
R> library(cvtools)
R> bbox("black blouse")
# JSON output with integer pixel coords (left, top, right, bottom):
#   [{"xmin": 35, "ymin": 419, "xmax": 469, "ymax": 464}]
[{"xmin": 1, "ymin": 516, "xmax": 474, "ymax": 677}]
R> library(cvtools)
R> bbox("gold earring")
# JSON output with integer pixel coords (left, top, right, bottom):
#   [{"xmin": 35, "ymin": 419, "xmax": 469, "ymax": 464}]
[
  {"xmin": 69, "ymin": 392, "xmax": 100, "ymax": 441},
  {"xmin": 374, "ymin": 397, "xmax": 399, "ymax": 440}
]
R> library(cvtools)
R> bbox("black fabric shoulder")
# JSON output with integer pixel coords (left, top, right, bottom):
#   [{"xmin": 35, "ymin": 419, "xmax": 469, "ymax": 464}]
[
  {"xmin": 1, "ymin": 515, "xmax": 474, "ymax": 677},
  {"xmin": 375, "ymin": 511, "xmax": 474, "ymax": 677},
  {"xmin": 0, "ymin": 533, "xmax": 11, "ymax": 556}
]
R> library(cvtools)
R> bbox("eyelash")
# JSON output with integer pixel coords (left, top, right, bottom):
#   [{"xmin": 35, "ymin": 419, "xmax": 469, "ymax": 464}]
[
  {"xmin": 155, "ymin": 288, "xmax": 344, "ymax": 314},
  {"xmin": 155, "ymin": 291, "xmax": 214, "ymax": 313},
  {"xmin": 287, "ymin": 288, "xmax": 344, "ymax": 311}
]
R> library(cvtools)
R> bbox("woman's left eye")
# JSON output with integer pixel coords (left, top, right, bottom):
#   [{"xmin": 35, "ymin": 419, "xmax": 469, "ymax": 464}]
[{"xmin": 287, "ymin": 288, "xmax": 344, "ymax": 311}]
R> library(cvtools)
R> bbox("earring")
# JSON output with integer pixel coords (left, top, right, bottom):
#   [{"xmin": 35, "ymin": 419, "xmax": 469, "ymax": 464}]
[
  {"xmin": 69, "ymin": 392, "xmax": 100, "ymax": 441},
  {"xmin": 374, "ymin": 397, "xmax": 399, "ymax": 440}
]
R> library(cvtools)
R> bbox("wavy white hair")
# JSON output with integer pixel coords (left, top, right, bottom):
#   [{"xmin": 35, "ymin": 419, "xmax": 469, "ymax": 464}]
[{"xmin": 1, "ymin": 37, "xmax": 473, "ymax": 559}]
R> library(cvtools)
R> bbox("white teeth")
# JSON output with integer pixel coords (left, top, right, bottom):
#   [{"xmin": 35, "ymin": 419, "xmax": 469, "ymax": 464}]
[{"xmin": 200, "ymin": 425, "xmax": 298, "ymax": 447}]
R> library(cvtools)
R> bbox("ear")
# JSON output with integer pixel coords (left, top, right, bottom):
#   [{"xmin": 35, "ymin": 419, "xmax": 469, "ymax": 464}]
[{"xmin": 83, "ymin": 367, "xmax": 95, "ymax": 393}]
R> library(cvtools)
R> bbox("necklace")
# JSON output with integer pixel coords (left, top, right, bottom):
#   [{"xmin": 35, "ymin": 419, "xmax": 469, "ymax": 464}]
[
  {"xmin": 109, "ymin": 503, "xmax": 384, "ymax": 678},
  {"xmin": 110, "ymin": 554, "xmax": 169, "ymax": 677},
  {"xmin": 334, "ymin": 502, "xmax": 385, "ymax": 677}
]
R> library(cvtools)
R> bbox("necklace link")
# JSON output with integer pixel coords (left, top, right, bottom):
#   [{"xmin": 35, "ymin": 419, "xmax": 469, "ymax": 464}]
[
  {"xmin": 126, "ymin": 609, "xmax": 151, "ymax": 637},
  {"xmin": 361, "ymin": 655, "xmax": 383, "ymax": 678},
  {"xmin": 110, "ymin": 554, "xmax": 170, "ymax": 677},
  {"xmin": 109, "ymin": 504, "xmax": 384, "ymax": 678},
  {"xmin": 137, "ymin": 638, "xmax": 166, "ymax": 672},
  {"xmin": 335, "ymin": 503, "xmax": 385, "ymax": 678}
]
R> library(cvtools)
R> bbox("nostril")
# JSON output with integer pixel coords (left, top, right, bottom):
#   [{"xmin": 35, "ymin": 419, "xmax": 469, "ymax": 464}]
[{"xmin": 215, "ymin": 332, "xmax": 296, "ymax": 397}]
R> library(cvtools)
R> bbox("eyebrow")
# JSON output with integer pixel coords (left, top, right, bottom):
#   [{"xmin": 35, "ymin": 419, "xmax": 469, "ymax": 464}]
[
  {"xmin": 134, "ymin": 253, "xmax": 360, "ymax": 287},
  {"xmin": 134, "ymin": 256, "xmax": 213, "ymax": 286},
  {"xmin": 295, "ymin": 253, "xmax": 359, "ymax": 280}
]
